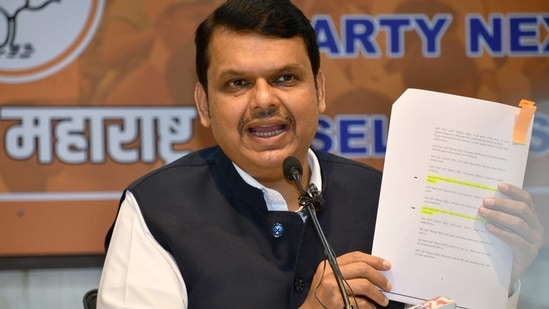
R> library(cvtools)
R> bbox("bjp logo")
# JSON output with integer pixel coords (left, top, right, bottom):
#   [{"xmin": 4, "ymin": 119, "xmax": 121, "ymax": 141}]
[{"xmin": 0, "ymin": 0, "xmax": 104, "ymax": 83}]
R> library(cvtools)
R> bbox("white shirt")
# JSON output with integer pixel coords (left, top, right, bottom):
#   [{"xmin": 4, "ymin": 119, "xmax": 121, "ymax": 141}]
[{"xmin": 97, "ymin": 149, "xmax": 520, "ymax": 308}]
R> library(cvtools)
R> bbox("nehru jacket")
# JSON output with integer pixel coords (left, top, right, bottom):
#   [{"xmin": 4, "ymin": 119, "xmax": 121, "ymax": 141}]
[{"xmin": 123, "ymin": 146, "xmax": 404, "ymax": 308}]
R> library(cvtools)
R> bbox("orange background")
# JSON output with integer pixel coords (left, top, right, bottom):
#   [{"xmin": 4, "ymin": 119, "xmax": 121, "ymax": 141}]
[{"xmin": 1, "ymin": 0, "xmax": 548, "ymax": 256}]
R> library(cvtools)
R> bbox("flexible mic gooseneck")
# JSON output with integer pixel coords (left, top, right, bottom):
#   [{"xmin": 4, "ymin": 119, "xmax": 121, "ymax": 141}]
[{"xmin": 282, "ymin": 157, "xmax": 353, "ymax": 309}]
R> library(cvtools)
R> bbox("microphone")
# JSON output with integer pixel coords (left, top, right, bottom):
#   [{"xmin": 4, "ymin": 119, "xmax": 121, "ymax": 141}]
[
  {"xmin": 283, "ymin": 156, "xmax": 324, "ymax": 212},
  {"xmin": 282, "ymin": 157, "xmax": 353, "ymax": 309},
  {"xmin": 283, "ymin": 156, "xmax": 306, "ymax": 193}
]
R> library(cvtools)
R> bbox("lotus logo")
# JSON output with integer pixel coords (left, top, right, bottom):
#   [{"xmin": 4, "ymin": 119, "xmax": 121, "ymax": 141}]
[{"xmin": 0, "ymin": 0, "xmax": 104, "ymax": 83}]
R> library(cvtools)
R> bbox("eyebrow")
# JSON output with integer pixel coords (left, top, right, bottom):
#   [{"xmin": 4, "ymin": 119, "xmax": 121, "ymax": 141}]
[{"xmin": 217, "ymin": 63, "xmax": 307, "ymax": 80}]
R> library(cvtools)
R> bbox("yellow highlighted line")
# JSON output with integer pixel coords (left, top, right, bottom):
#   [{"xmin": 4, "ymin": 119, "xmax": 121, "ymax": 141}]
[
  {"xmin": 426, "ymin": 174, "xmax": 497, "ymax": 192},
  {"xmin": 421, "ymin": 206, "xmax": 487, "ymax": 222}
]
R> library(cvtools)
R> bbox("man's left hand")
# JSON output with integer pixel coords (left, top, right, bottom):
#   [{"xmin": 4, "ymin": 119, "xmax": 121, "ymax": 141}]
[{"xmin": 478, "ymin": 183, "xmax": 544, "ymax": 292}]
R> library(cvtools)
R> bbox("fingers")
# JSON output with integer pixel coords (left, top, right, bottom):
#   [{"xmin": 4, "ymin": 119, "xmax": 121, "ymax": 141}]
[
  {"xmin": 480, "ymin": 198, "xmax": 538, "ymax": 242},
  {"xmin": 497, "ymin": 183, "xmax": 534, "ymax": 209},
  {"xmin": 346, "ymin": 294, "xmax": 379, "ymax": 309},
  {"xmin": 337, "ymin": 253, "xmax": 392, "ymax": 292},
  {"xmin": 344, "ymin": 277, "xmax": 390, "ymax": 307},
  {"xmin": 330, "ymin": 251, "xmax": 392, "ymax": 296},
  {"xmin": 306, "ymin": 252, "xmax": 392, "ymax": 308},
  {"xmin": 478, "ymin": 182, "xmax": 544, "ymax": 283},
  {"xmin": 337, "ymin": 251, "xmax": 392, "ymax": 271},
  {"xmin": 478, "ymin": 183, "xmax": 543, "ymax": 245}
]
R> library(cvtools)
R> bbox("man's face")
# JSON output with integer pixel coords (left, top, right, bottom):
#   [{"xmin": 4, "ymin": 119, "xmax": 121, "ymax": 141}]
[{"xmin": 195, "ymin": 29, "xmax": 326, "ymax": 182}]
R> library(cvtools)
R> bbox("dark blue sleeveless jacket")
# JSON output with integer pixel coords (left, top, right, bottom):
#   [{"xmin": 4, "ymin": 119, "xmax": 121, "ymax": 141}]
[{"xmin": 125, "ymin": 146, "xmax": 404, "ymax": 308}]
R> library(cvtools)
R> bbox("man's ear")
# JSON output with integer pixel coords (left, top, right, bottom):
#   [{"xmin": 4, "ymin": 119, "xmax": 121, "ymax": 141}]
[
  {"xmin": 194, "ymin": 82, "xmax": 211, "ymax": 127},
  {"xmin": 316, "ymin": 70, "xmax": 327, "ymax": 113}
]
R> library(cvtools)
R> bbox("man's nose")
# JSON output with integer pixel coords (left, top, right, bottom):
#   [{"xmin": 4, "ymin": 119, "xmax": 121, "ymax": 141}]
[{"xmin": 250, "ymin": 78, "xmax": 281, "ymax": 110}]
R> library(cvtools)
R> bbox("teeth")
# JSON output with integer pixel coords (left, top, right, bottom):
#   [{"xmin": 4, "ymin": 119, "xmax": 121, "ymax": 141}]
[{"xmin": 252, "ymin": 129, "xmax": 284, "ymax": 137}]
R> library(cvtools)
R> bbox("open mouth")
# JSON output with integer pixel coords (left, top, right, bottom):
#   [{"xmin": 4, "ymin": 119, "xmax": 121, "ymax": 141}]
[{"xmin": 249, "ymin": 124, "xmax": 287, "ymax": 137}]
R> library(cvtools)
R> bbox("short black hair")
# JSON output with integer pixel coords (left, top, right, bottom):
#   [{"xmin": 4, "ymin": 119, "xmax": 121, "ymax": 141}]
[{"xmin": 195, "ymin": 0, "xmax": 320, "ymax": 90}]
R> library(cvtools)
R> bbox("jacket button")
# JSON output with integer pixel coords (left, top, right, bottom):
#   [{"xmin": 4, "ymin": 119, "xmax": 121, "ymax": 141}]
[
  {"xmin": 294, "ymin": 277, "xmax": 305, "ymax": 292},
  {"xmin": 271, "ymin": 223, "xmax": 284, "ymax": 238}
]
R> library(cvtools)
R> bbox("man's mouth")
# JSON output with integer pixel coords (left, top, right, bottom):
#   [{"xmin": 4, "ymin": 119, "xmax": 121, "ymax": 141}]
[{"xmin": 249, "ymin": 124, "xmax": 287, "ymax": 137}]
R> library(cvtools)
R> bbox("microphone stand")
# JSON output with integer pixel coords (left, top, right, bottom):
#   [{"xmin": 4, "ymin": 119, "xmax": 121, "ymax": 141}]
[{"xmin": 297, "ymin": 184, "xmax": 354, "ymax": 309}]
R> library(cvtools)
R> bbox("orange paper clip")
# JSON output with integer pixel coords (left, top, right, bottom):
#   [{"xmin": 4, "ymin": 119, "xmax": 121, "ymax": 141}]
[{"xmin": 513, "ymin": 99, "xmax": 536, "ymax": 144}]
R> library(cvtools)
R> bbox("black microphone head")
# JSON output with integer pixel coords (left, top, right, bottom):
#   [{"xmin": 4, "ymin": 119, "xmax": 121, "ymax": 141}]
[{"xmin": 282, "ymin": 156, "xmax": 303, "ymax": 181}]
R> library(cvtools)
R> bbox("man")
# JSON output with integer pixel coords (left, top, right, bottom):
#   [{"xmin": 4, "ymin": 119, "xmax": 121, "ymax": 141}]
[{"xmin": 97, "ymin": 0, "xmax": 544, "ymax": 308}]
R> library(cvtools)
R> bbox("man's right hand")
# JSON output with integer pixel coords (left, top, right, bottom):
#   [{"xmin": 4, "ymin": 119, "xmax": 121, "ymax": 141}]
[{"xmin": 300, "ymin": 251, "xmax": 393, "ymax": 309}]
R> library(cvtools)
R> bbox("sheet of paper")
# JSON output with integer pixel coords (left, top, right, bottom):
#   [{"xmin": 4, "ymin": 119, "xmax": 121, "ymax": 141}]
[{"xmin": 372, "ymin": 89, "xmax": 534, "ymax": 309}]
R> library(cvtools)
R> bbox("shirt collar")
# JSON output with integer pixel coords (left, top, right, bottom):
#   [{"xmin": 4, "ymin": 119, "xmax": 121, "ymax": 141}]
[{"xmin": 233, "ymin": 149, "xmax": 322, "ymax": 213}]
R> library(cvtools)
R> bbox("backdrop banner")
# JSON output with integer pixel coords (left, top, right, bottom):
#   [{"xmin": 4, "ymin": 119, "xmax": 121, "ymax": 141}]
[{"xmin": 0, "ymin": 0, "xmax": 548, "ymax": 256}]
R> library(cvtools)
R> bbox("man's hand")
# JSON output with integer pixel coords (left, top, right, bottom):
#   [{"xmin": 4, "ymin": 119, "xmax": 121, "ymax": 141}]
[
  {"xmin": 300, "ymin": 251, "xmax": 392, "ymax": 309},
  {"xmin": 478, "ymin": 183, "xmax": 544, "ymax": 292}
]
